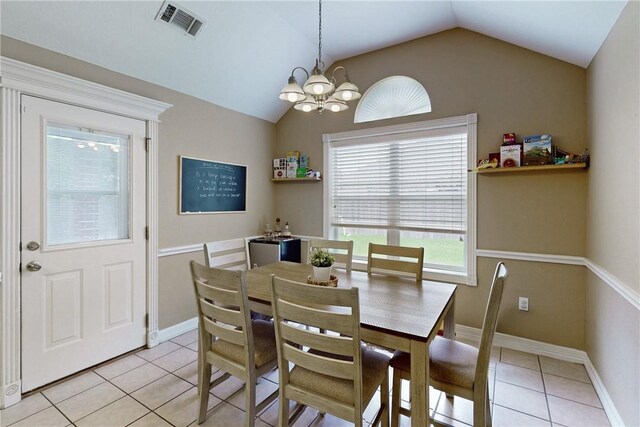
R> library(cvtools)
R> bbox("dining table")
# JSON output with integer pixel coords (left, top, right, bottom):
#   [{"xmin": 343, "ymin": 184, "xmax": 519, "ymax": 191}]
[{"xmin": 245, "ymin": 261, "xmax": 457, "ymax": 427}]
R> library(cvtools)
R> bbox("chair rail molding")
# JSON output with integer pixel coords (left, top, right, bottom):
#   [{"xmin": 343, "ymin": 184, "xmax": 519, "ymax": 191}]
[
  {"xmin": 477, "ymin": 249, "xmax": 639, "ymax": 310},
  {"xmin": 0, "ymin": 57, "xmax": 171, "ymax": 409},
  {"xmin": 158, "ymin": 243, "xmax": 204, "ymax": 257}
]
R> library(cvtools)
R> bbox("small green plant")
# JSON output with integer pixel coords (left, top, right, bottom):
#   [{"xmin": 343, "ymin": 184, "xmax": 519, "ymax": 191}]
[{"xmin": 309, "ymin": 248, "xmax": 335, "ymax": 267}]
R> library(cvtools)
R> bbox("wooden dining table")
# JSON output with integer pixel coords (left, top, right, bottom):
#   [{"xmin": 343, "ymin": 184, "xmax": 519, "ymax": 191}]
[{"xmin": 245, "ymin": 261, "xmax": 457, "ymax": 427}]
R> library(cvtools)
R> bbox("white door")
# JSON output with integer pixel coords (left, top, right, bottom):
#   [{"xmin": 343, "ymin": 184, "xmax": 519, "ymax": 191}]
[{"xmin": 21, "ymin": 96, "xmax": 147, "ymax": 392}]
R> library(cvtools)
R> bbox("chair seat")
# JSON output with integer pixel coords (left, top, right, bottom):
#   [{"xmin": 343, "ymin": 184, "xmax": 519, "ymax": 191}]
[
  {"xmin": 289, "ymin": 345, "xmax": 390, "ymax": 405},
  {"xmin": 210, "ymin": 319, "xmax": 277, "ymax": 368},
  {"xmin": 390, "ymin": 336, "xmax": 478, "ymax": 390}
]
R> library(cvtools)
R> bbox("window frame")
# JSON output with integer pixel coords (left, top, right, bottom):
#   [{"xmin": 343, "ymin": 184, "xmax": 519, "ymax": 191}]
[{"xmin": 323, "ymin": 113, "xmax": 477, "ymax": 286}]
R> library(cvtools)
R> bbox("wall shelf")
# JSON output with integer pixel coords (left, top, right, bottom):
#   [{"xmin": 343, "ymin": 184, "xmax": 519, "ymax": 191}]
[
  {"xmin": 475, "ymin": 163, "xmax": 588, "ymax": 174},
  {"xmin": 271, "ymin": 177, "xmax": 322, "ymax": 183}
]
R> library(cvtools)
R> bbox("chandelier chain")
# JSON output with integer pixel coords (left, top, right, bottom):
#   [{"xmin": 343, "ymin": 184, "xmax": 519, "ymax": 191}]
[
  {"xmin": 318, "ymin": 0, "xmax": 322, "ymax": 69},
  {"xmin": 279, "ymin": 0, "xmax": 359, "ymax": 113}
]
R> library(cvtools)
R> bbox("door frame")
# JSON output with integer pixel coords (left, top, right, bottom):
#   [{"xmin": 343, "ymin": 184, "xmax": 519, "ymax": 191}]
[{"xmin": 0, "ymin": 57, "xmax": 171, "ymax": 408}]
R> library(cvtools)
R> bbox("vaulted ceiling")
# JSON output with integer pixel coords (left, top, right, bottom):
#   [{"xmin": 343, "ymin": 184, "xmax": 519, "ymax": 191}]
[{"xmin": 0, "ymin": 1, "xmax": 627, "ymax": 123}]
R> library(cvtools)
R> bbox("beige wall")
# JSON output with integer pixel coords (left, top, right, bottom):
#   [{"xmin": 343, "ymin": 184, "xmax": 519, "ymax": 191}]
[
  {"xmin": 585, "ymin": 2, "xmax": 640, "ymax": 426},
  {"xmin": 586, "ymin": 3, "xmax": 640, "ymax": 292},
  {"xmin": 275, "ymin": 28, "xmax": 587, "ymax": 347},
  {"xmin": 0, "ymin": 36, "xmax": 276, "ymax": 329}
]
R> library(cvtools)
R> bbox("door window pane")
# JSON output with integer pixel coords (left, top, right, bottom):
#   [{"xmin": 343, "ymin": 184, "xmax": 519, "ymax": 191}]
[{"xmin": 46, "ymin": 123, "xmax": 130, "ymax": 246}]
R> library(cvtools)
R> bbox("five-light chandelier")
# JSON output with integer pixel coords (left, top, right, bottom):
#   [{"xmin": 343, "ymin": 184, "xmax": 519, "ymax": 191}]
[{"xmin": 279, "ymin": 0, "xmax": 361, "ymax": 113}]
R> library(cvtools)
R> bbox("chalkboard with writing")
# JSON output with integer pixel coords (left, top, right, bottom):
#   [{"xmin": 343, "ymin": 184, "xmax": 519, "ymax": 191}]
[{"xmin": 180, "ymin": 156, "xmax": 247, "ymax": 214}]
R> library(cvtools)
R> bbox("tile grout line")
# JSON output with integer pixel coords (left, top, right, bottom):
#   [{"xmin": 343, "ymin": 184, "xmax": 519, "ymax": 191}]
[
  {"xmin": 71, "ymin": 395, "xmax": 136, "ymax": 426},
  {"xmin": 541, "ymin": 371, "xmax": 606, "ymax": 409},
  {"xmin": 101, "ymin": 367, "xmax": 177, "ymax": 427},
  {"xmin": 494, "ymin": 377, "xmax": 546, "ymax": 395},
  {"xmin": 123, "ymin": 410, "xmax": 154, "ymax": 427},
  {"xmin": 5, "ymin": 393, "xmax": 71, "ymax": 427},
  {"xmin": 37, "ymin": 372, "xmax": 107, "ymax": 406},
  {"xmin": 92, "ymin": 355, "xmax": 149, "ymax": 381},
  {"xmin": 144, "ymin": 384, "xmax": 199, "ymax": 427},
  {"xmin": 543, "ymin": 392, "xmax": 608, "ymax": 411},
  {"xmin": 539, "ymin": 354, "xmax": 555, "ymax": 424},
  {"xmin": 492, "ymin": 402, "xmax": 553, "ymax": 424},
  {"xmin": 540, "ymin": 366, "xmax": 610, "ymax": 420},
  {"xmin": 52, "ymin": 382, "xmax": 134, "ymax": 426}
]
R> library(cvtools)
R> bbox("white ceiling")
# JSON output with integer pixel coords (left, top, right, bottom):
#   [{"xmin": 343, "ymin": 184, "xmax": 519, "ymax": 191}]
[{"xmin": 0, "ymin": 1, "xmax": 627, "ymax": 123}]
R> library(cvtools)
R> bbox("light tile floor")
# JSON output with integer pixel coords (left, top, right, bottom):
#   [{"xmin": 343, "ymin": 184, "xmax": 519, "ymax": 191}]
[{"xmin": 1, "ymin": 332, "xmax": 611, "ymax": 427}]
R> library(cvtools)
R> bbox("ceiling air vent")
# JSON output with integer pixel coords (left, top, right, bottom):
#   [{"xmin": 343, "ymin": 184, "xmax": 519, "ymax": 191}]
[{"xmin": 155, "ymin": 1, "xmax": 205, "ymax": 38}]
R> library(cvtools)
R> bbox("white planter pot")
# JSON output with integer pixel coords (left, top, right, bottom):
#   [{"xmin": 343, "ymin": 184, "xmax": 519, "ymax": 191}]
[{"xmin": 313, "ymin": 266, "xmax": 332, "ymax": 282}]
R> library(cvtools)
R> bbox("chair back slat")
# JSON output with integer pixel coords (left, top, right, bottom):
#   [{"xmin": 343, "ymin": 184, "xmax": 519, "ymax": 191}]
[
  {"xmin": 204, "ymin": 239, "xmax": 249, "ymax": 270},
  {"xmin": 282, "ymin": 344, "xmax": 355, "ymax": 380},
  {"xmin": 277, "ymin": 299, "xmax": 354, "ymax": 336},
  {"xmin": 367, "ymin": 243, "xmax": 424, "ymax": 281},
  {"xmin": 200, "ymin": 298, "xmax": 244, "ymax": 327},
  {"xmin": 309, "ymin": 238, "xmax": 354, "ymax": 272},
  {"xmin": 203, "ymin": 317, "xmax": 245, "ymax": 346},
  {"xmin": 276, "ymin": 278, "xmax": 357, "ymax": 306},
  {"xmin": 474, "ymin": 262, "xmax": 508, "ymax": 389},
  {"xmin": 196, "ymin": 281, "xmax": 241, "ymax": 307},
  {"xmin": 280, "ymin": 322, "xmax": 354, "ymax": 357},
  {"xmin": 368, "ymin": 258, "xmax": 422, "ymax": 275}
]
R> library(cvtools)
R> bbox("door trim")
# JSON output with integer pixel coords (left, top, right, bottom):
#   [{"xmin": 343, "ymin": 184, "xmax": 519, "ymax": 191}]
[{"xmin": 0, "ymin": 56, "xmax": 171, "ymax": 408}]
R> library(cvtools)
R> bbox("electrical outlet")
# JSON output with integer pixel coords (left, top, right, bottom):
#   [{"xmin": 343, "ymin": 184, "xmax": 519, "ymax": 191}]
[{"xmin": 518, "ymin": 297, "xmax": 529, "ymax": 312}]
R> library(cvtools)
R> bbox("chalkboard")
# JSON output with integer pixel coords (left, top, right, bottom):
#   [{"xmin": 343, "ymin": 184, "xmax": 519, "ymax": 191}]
[{"xmin": 179, "ymin": 156, "xmax": 247, "ymax": 214}]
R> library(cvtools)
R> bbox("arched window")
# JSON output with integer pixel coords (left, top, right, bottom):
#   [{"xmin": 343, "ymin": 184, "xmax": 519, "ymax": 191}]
[{"xmin": 354, "ymin": 76, "xmax": 432, "ymax": 124}]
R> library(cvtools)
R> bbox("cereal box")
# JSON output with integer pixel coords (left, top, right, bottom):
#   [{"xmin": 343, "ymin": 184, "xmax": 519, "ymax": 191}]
[{"xmin": 500, "ymin": 144, "xmax": 521, "ymax": 167}]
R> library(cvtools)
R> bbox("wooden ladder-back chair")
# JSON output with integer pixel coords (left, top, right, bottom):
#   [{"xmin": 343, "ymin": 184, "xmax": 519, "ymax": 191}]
[
  {"xmin": 367, "ymin": 243, "xmax": 424, "ymax": 281},
  {"xmin": 389, "ymin": 262, "xmax": 508, "ymax": 427},
  {"xmin": 270, "ymin": 276, "xmax": 390, "ymax": 427},
  {"xmin": 308, "ymin": 238, "xmax": 354, "ymax": 272},
  {"xmin": 190, "ymin": 261, "xmax": 278, "ymax": 426},
  {"xmin": 203, "ymin": 238, "xmax": 250, "ymax": 270}
]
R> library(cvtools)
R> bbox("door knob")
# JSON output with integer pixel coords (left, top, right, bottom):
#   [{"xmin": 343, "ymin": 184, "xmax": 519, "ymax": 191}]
[{"xmin": 26, "ymin": 261, "xmax": 42, "ymax": 272}]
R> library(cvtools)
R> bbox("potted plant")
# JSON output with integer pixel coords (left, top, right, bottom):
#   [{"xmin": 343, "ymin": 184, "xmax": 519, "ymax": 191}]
[{"xmin": 309, "ymin": 248, "xmax": 335, "ymax": 282}]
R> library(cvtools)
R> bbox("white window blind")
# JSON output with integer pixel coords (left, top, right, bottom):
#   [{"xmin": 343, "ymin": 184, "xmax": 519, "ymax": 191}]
[
  {"xmin": 324, "ymin": 115, "xmax": 477, "ymax": 285},
  {"xmin": 46, "ymin": 123, "xmax": 130, "ymax": 247},
  {"xmin": 330, "ymin": 126, "xmax": 467, "ymax": 236}
]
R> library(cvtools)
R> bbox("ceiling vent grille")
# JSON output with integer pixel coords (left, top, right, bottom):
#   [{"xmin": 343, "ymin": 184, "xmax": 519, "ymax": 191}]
[{"xmin": 155, "ymin": 1, "xmax": 205, "ymax": 37}]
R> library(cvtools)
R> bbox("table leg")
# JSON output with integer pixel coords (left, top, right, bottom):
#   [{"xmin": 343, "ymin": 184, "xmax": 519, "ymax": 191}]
[
  {"xmin": 444, "ymin": 296, "xmax": 456, "ymax": 339},
  {"xmin": 410, "ymin": 340, "xmax": 428, "ymax": 427}
]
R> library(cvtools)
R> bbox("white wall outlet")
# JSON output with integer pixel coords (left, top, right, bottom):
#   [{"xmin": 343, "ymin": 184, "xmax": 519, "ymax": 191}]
[{"xmin": 518, "ymin": 297, "xmax": 529, "ymax": 311}]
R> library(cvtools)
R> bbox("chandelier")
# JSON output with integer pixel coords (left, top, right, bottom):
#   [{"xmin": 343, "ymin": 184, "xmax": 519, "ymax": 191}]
[{"xmin": 279, "ymin": 0, "xmax": 361, "ymax": 113}]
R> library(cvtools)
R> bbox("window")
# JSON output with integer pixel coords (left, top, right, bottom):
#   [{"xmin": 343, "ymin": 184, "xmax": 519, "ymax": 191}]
[
  {"xmin": 323, "ymin": 114, "xmax": 477, "ymax": 285},
  {"xmin": 46, "ymin": 123, "xmax": 130, "ymax": 247},
  {"xmin": 353, "ymin": 76, "xmax": 432, "ymax": 124}
]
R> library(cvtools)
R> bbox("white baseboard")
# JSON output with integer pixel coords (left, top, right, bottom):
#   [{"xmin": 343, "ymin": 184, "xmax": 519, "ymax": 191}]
[
  {"xmin": 583, "ymin": 357, "xmax": 625, "ymax": 427},
  {"xmin": 455, "ymin": 324, "xmax": 625, "ymax": 426},
  {"xmin": 156, "ymin": 317, "xmax": 198, "ymax": 343}
]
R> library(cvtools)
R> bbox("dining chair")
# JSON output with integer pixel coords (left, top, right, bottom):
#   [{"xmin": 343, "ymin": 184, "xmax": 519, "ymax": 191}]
[
  {"xmin": 270, "ymin": 275, "xmax": 391, "ymax": 427},
  {"xmin": 367, "ymin": 243, "xmax": 424, "ymax": 281},
  {"xmin": 204, "ymin": 239, "xmax": 270, "ymax": 321},
  {"xmin": 389, "ymin": 262, "xmax": 508, "ymax": 427},
  {"xmin": 203, "ymin": 238, "xmax": 251, "ymax": 270},
  {"xmin": 190, "ymin": 261, "xmax": 278, "ymax": 426},
  {"xmin": 308, "ymin": 238, "xmax": 354, "ymax": 272}
]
